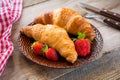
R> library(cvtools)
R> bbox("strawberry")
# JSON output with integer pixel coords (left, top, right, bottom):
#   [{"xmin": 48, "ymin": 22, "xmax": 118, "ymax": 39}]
[
  {"xmin": 74, "ymin": 32, "xmax": 91, "ymax": 57},
  {"xmin": 42, "ymin": 44, "xmax": 58, "ymax": 61},
  {"xmin": 75, "ymin": 39, "xmax": 91, "ymax": 56},
  {"xmin": 31, "ymin": 41, "xmax": 43, "ymax": 55},
  {"xmin": 32, "ymin": 42, "xmax": 58, "ymax": 61},
  {"xmin": 45, "ymin": 48, "xmax": 58, "ymax": 61}
]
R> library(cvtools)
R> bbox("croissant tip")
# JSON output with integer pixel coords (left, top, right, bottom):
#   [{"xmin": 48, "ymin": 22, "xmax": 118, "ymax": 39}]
[{"xmin": 66, "ymin": 56, "xmax": 77, "ymax": 64}]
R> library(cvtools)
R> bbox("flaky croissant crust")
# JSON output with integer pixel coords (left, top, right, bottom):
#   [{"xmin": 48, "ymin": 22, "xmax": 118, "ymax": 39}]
[
  {"xmin": 34, "ymin": 8, "xmax": 96, "ymax": 41},
  {"xmin": 21, "ymin": 24, "xmax": 78, "ymax": 63}
]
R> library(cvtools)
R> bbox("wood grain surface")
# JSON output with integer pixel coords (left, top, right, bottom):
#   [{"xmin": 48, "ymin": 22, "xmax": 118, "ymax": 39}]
[
  {"xmin": 1, "ymin": 0, "xmax": 120, "ymax": 80},
  {"xmin": 55, "ymin": 48, "xmax": 120, "ymax": 80}
]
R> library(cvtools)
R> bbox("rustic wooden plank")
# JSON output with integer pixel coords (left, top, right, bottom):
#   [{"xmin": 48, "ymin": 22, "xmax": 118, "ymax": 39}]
[
  {"xmin": 84, "ymin": 0, "xmax": 120, "ymax": 53},
  {"xmin": 54, "ymin": 47, "xmax": 120, "ymax": 80},
  {"xmin": 0, "ymin": 52, "xmax": 76, "ymax": 80},
  {"xmin": 1, "ymin": 0, "xmax": 120, "ymax": 80},
  {"xmin": 13, "ymin": 0, "xmax": 87, "ymax": 29},
  {"xmin": 1, "ymin": 0, "xmax": 86, "ymax": 80},
  {"xmin": 23, "ymin": 0, "xmax": 49, "ymax": 8}
]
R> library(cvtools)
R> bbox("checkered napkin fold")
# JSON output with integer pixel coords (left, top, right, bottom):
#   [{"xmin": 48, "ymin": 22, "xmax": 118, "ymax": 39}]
[{"xmin": 0, "ymin": 0, "xmax": 23, "ymax": 76}]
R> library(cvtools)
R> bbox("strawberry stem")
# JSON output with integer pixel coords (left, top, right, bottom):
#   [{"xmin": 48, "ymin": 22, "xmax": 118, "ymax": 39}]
[
  {"xmin": 77, "ymin": 32, "xmax": 86, "ymax": 39},
  {"xmin": 31, "ymin": 41, "xmax": 39, "ymax": 50},
  {"xmin": 42, "ymin": 44, "xmax": 48, "ymax": 53}
]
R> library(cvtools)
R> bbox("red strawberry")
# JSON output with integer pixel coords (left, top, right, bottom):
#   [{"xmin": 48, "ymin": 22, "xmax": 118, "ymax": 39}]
[
  {"xmin": 45, "ymin": 48, "xmax": 58, "ymax": 61},
  {"xmin": 75, "ymin": 39, "xmax": 91, "ymax": 56},
  {"xmin": 31, "ymin": 41, "xmax": 43, "ymax": 55}
]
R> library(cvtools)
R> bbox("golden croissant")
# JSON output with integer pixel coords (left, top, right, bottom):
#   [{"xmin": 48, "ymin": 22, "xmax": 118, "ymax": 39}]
[
  {"xmin": 34, "ymin": 8, "xmax": 95, "ymax": 41},
  {"xmin": 21, "ymin": 24, "xmax": 78, "ymax": 63}
]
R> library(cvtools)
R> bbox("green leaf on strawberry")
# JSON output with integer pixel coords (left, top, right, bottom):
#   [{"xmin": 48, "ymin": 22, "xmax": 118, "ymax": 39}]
[
  {"xmin": 71, "ymin": 32, "xmax": 86, "ymax": 42},
  {"xmin": 42, "ymin": 44, "xmax": 48, "ymax": 53},
  {"xmin": 77, "ymin": 32, "xmax": 86, "ymax": 39},
  {"xmin": 31, "ymin": 41, "xmax": 39, "ymax": 50}
]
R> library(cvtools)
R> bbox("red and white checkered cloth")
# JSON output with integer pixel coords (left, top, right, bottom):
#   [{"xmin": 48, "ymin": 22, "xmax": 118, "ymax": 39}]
[{"xmin": 0, "ymin": 0, "xmax": 23, "ymax": 76}]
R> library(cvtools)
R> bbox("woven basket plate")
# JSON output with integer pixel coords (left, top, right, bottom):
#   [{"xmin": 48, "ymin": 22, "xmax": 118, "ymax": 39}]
[{"xmin": 18, "ymin": 24, "xmax": 103, "ymax": 68}]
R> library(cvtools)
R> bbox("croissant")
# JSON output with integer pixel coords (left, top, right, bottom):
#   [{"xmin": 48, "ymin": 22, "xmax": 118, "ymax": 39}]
[
  {"xmin": 21, "ymin": 24, "xmax": 78, "ymax": 63},
  {"xmin": 34, "ymin": 8, "xmax": 95, "ymax": 41}
]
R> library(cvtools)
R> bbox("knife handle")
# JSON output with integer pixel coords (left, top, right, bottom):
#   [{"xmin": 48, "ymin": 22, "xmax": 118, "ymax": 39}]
[
  {"xmin": 100, "ymin": 9, "xmax": 120, "ymax": 22},
  {"xmin": 104, "ymin": 18, "xmax": 120, "ymax": 30}
]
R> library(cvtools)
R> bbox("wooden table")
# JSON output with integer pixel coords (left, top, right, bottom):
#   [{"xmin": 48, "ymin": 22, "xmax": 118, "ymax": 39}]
[{"xmin": 1, "ymin": 0, "xmax": 120, "ymax": 80}]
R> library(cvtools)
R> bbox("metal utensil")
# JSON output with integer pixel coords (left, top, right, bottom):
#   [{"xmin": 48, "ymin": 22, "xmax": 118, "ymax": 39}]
[
  {"xmin": 80, "ymin": 2, "xmax": 120, "ymax": 22},
  {"xmin": 85, "ymin": 13, "xmax": 120, "ymax": 30}
]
